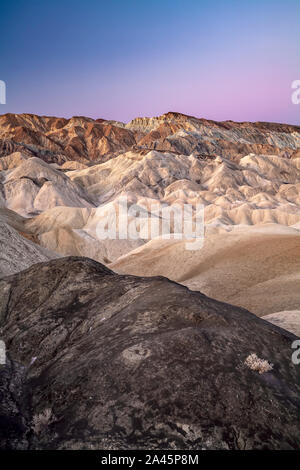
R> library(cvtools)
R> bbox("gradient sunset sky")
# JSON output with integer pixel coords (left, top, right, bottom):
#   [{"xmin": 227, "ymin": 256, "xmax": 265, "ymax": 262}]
[{"xmin": 1, "ymin": 0, "xmax": 300, "ymax": 124}]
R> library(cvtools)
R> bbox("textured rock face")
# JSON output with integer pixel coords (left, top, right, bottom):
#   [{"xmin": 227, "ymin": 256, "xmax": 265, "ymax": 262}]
[
  {"xmin": 0, "ymin": 151, "xmax": 29, "ymax": 171},
  {"xmin": 0, "ymin": 114, "xmax": 137, "ymax": 164},
  {"xmin": 0, "ymin": 257, "xmax": 299, "ymax": 450},
  {"xmin": 0, "ymin": 112, "xmax": 299, "ymax": 164},
  {"xmin": 0, "ymin": 221, "xmax": 59, "ymax": 277},
  {"xmin": 126, "ymin": 113, "xmax": 300, "ymax": 161}
]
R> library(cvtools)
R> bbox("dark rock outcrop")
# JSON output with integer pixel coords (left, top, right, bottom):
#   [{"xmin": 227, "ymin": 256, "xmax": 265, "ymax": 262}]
[{"xmin": 0, "ymin": 257, "xmax": 299, "ymax": 449}]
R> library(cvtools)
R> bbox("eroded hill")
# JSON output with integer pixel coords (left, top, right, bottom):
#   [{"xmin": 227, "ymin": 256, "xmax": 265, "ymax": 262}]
[{"xmin": 0, "ymin": 257, "xmax": 299, "ymax": 450}]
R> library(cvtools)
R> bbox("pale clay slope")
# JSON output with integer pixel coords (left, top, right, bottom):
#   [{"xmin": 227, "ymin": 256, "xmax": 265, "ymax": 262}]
[
  {"xmin": 262, "ymin": 311, "xmax": 300, "ymax": 337},
  {"xmin": 0, "ymin": 206, "xmax": 144, "ymax": 265},
  {"xmin": 2, "ymin": 151, "xmax": 300, "ymax": 227},
  {"xmin": 0, "ymin": 221, "xmax": 59, "ymax": 278},
  {"xmin": 110, "ymin": 223, "xmax": 300, "ymax": 317},
  {"xmin": 1, "ymin": 157, "xmax": 94, "ymax": 216},
  {"xmin": 1, "ymin": 151, "xmax": 300, "ymax": 331},
  {"xmin": 0, "ymin": 151, "xmax": 29, "ymax": 171},
  {"xmin": 66, "ymin": 151, "xmax": 300, "ymax": 226}
]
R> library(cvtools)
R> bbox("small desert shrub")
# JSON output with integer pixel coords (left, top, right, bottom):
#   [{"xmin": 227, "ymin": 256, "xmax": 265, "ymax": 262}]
[
  {"xmin": 32, "ymin": 408, "xmax": 53, "ymax": 434},
  {"xmin": 244, "ymin": 353, "xmax": 273, "ymax": 374}
]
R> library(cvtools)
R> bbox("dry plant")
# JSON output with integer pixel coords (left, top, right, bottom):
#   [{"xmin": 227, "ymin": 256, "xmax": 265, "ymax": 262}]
[
  {"xmin": 32, "ymin": 407, "xmax": 53, "ymax": 434},
  {"xmin": 244, "ymin": 353, "xmax": 273, "ymax": 374}
]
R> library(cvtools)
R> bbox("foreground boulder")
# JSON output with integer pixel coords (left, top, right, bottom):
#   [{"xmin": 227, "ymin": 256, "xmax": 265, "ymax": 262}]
[{"xmin": 0, "ymin": 257, "xmax": 299, "ymax": 450}]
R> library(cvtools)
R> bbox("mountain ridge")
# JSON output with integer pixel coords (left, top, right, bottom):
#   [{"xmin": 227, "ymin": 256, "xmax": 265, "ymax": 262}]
[{"xmin": 1, "ymin": 112, "xmax": 299, "ymax": 165}]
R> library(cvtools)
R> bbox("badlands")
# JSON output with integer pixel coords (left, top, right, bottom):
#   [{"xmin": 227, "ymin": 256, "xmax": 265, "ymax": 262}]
[
  {"xmin": 1, "ymin": 112, "xmax": 300, "ymax": 323},
  {"xmin": 0, "ymin": 112, "xmax": 300, "ymax": 449}
]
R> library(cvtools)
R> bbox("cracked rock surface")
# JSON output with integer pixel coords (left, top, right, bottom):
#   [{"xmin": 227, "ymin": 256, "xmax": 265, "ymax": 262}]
[{"xmin": 0, "ymin": 256, "xmax": 299, "ymax": 449}]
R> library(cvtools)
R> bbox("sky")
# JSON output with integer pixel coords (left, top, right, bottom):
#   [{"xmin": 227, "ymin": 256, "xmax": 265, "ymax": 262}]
[{"xmin": 0, "ymin": 0, "xmax": 300, "ymax": 124}]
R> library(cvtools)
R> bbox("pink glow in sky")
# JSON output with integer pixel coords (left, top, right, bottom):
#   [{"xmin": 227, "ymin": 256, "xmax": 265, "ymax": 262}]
[{"xmin": 1, "ymin": 0, "xmax": 300, "ymax": 124}]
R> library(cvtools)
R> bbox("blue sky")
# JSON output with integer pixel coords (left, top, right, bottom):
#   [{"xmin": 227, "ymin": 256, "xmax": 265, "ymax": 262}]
[{"xmin": 0, "ymin": 0, "xmax": 300, "ymax": 124}]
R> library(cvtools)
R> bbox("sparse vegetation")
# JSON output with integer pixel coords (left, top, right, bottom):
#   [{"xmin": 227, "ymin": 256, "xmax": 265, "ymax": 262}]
[
  {"xmin": 32, "ymin": 408, "xmax": 53, "ymax": 434},
  {"xmin": 244, "ymin": 353, "xmax": 273, "ymax": 374}
]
